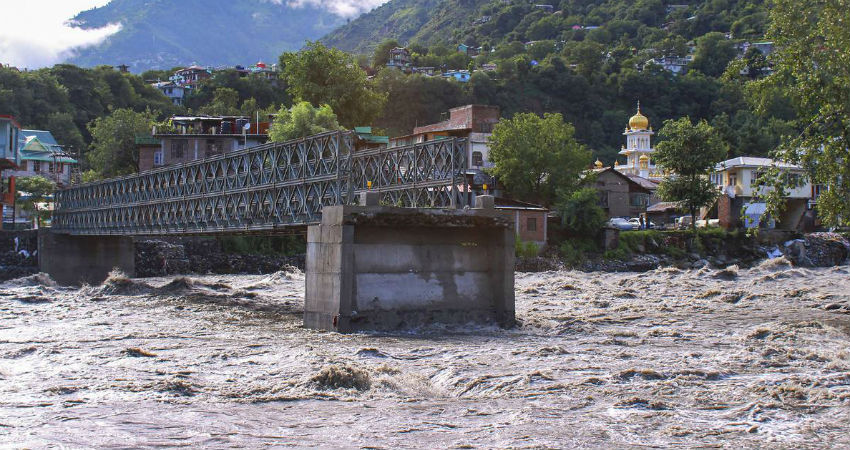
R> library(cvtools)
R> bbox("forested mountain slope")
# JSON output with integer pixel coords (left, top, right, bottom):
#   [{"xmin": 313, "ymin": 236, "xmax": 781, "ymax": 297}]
[{"xmin": 67, "ymin": 0, "xmax": 346, "ymax": 71}]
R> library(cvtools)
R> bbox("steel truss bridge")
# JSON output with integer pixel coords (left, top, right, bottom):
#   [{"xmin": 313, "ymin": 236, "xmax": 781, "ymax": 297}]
[{"xmin": 52, "ymin": 131, "xmax": 469, "ymax": 235}]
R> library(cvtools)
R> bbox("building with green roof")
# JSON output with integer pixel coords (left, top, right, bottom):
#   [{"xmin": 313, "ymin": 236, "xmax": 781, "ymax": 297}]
[{"xmin": 12, "ymin": 130, "xmax": 78, "ymax": 187}]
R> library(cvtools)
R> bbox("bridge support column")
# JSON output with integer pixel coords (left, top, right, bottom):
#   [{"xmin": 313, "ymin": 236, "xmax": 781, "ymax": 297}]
[
  {"xmin": 38, "ymin": 229, "xmax": 135, "ymax": 285},
  {"xmin": 305, "ymin": 198, "xmax": 515, "ymax": 332}
]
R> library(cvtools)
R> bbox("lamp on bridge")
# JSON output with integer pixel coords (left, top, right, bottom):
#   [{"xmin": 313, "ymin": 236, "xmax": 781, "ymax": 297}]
[{"xmin": 367, "ymin": 180, "xmax": 373, "ymax": 190}]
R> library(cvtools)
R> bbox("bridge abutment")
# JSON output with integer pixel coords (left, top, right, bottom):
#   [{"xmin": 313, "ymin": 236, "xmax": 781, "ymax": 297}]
[
  {"xmin": 38, "ymin": 230, "xmax": 135, "ymax": 285},
  {"xmin": 305, "ymin": 197, "xmax": 515, "ymax": 332}
]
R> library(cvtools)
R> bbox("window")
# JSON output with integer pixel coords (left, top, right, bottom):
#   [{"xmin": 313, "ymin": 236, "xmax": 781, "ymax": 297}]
[
  {"xmin": 33, "ymin": 161, "xmax": 41, "ymax": 172},
  {"xmin": 471, "ymin": 151, "xmax": 483, "ymax": 167},
  {"xmin": 527, "ymin": 217, "xmax": 537, "ymax": 232},
  {"xmin": 630, "ymin": 193, "xmax": 649, "ymax": 207},
  {"xmin": 49, "ymin": 162, "xmax": 55, "ymax": 173},
  {"xmin": 728, "ymin": 173, "xmax": 737, "ymax": 186},
  {"xmin": 751, "ymin": 170, "xmax": 764, "ymax": 187},
  {"xmin": 598, "ymin": 191, "xmax": 609, "ymax": 207},
  {"xmin": 153, "ymin": 151, "xmax": 163, "ymax": 166},
  {"xmin": 171, "ymin": 141, "xmax": 186, "ymax": 159}
]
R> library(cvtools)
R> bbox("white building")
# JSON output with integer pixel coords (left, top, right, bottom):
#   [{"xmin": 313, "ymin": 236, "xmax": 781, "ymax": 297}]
[
  {"xmin": 712, "ymin": 156, "xmax": 815, "ymax": 229},
  {"xmin": 615, "ymin": 102, "xmax": 664, "ymax": 181}
]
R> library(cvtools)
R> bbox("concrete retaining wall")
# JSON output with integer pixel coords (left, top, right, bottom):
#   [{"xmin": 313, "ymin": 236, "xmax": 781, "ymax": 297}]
[{"xmin": 305, "ymin": 201, "xmax": 515, "ymax": 332}]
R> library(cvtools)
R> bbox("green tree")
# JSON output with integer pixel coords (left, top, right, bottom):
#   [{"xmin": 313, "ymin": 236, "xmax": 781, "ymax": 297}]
[
  {"xmin": 654, "ymin": 117, "xmax": 727, "ymax": 231},
  {"xmin": 690, "ymin": 32, "xmax": 737, "ymax": 77},
  {"xmin": 15, "ymin": 176, "xmax": 55, "ymax": 226},
  {"xmin": 753, "ymin": 0, "xmax": 850, "ymax": 227},
  {"xmin": 199, "ymin": 87, "xmax": 240, "ymax": 116},
  {"xmin": 87, "ymin": 108, "xmax": 155, "ymax": 178},
  {"xmin": 558, "ymin": 187, "xmax": 607, "ymax": 236},
  {"xmin": 281, "ymin": 41, "xmax": 385, "ymax": 128},
  {"xmin": 488, "ymin": 112, "xmax": 591, "ymax": 206},
  {"xmin": 268, "ymin": 101, "xmax": 341, "ymax": 142}
]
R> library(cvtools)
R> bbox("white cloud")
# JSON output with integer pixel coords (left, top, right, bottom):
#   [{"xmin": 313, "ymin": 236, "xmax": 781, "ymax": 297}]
[
  {"xmin": 272, "ymin": 0, "xmax": 389, "ymax": 18},
  {"xmin": 0, "ymin": 0, "xmax": 121, "ymax": 69}
]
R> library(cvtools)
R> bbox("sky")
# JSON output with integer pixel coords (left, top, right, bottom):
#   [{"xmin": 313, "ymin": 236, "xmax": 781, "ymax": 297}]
[
  {"xmin": 0, "ymin": 0, "xmax": 118, "ymax": 69},
  {"xmin": 0, "ymin": 0, "xmax": 388, "ymax": 70}
]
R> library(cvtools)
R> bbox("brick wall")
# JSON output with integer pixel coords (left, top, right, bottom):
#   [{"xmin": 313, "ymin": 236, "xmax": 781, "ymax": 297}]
[{"xmin": 414, "ymin": 105, "xmax": 500, "ymax": 134}]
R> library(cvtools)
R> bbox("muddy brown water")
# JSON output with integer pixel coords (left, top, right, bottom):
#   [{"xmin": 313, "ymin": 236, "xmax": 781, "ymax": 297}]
[{"xmin": 1, "ymin": 258, "xmax": 849, "ymax": 448}]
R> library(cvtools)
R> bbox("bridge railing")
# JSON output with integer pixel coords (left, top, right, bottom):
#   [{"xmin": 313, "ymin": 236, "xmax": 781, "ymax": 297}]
[{"xmin": 52, "ymin": 131, "xmax": 468, "ymax": 235}]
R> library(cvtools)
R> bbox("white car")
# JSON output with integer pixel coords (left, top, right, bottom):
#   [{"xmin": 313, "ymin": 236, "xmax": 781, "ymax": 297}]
[{"xmin": 607, "ymin": 217, "xmax": 636, "ymax": 230}]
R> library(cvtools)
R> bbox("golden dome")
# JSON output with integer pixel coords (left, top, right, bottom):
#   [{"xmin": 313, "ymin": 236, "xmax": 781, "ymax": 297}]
[
  {"xmin": 614, "ymin": 160, "xmax": 620, "ymax": 167},
  {"xmin": 594, "ymin": 159, "xmax": 603, "ymax": 168},
  {"xmin": 629, "ymin": 101, "xmax": 649, "ymax": 131},
  {"xmin": 639, "ymin": 154, "xmax": 649, "ymax": 162}
]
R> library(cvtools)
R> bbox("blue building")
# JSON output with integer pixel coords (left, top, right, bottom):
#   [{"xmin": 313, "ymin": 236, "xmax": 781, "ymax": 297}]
[{"xmin": 442, "ymin": 70, "xmax": 471, "ymax": 82}]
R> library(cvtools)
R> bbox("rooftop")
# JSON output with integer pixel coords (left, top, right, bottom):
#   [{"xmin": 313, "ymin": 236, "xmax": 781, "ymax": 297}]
[{"xmin": 716, "ymin": 157, "xmax": 802, "ymax": 171}]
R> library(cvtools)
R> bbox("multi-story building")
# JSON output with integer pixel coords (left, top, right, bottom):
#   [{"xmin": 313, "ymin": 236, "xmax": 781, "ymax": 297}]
[
  {"xmin": 387, "ymin": 48, "xmax": 412, "ymax": 70},
  {"xmin": 712, "ymin": 156, "xmax": 813, "ymax": 230},
  {"xmin": 171, "ymin": 65, "xmax": 211, "ymax": 87},
  {"xmin": 152, "ymin": 81, "xmax": 188, "ymax": 106},
  {"xmin": 13, "ymin": 130, "xmax": 78, "ymax": 186},
  {"xmin": 139, "ymin": 116, "xmax": 270, "ymax": 172},
  {"xmin": 0, "ymin": 115, "xmax": 24, "ymax": 217}
]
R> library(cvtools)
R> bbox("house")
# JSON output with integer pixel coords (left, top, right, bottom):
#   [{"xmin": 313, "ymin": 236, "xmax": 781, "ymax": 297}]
[
  {"xmin": 457, "ymin": 44, "xmax": 481, "ymax": 57},
  {"xmin": 387, "ymin": 47, "xmax": 412, "ymax": 70},
  {"xmin": 411, "ymin": 66, "xmax": 436, "ymax": 76},
  {"xmin": 494, "ymin": 197, "xmax": 549, "ymax": 248},
  {"xmin": 712, "ymin": 157, "xmax": 813, "ymax": 230},
  {"xmin": 646, "ymin": 202, "xmax": 683, "ymax": 227},
  {"xmin": 589, "ymin": 166, "xmax": 652, "ymax": 219},
  {"xmin": 140, "ymin": 116, "xmax": 270, "ymax": 172},
  {"xmin": 249, "ymin": 61, "xmax": 277, "ymax": 81},
  {"xmin": 441, "ymin": 70, "xmax": 471, "ymax": 82},
  {"xmin": 390, "ymin": 104, "xmax": 499, "ymax": 186},
  {"xmin": 12, "ymin": 130, "xmax": 78, "ymax": 187},
  {"xmin": 533, "ymin": 4, "xmax": 554, "ymax": 13},
  {"xmin": 644, "ymin": 56, "xmax": 692, "ymax": 75},
  {"xmin": 481, "ymin": 63, "xmax": 497, "ymax": 72},
  {"xmin": 171, "ymin": 65, "xmax": 211, "ymax": 87},
  {"xmin": 152, "ymin": 81, "xmax": 187, "ymax": 106},
  {"xmin": 0, "ymin": 115, "xmax": 24, "ymax": 218}
]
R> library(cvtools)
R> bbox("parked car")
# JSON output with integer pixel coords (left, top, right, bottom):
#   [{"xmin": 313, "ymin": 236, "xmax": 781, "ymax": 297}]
[
  {"xmin": 627, "ymin": 218, "xmax": 655, "ymax": 230},
  {"xmin": 607, "ymin": 217, "xmax": 637, "ymax": 230}
]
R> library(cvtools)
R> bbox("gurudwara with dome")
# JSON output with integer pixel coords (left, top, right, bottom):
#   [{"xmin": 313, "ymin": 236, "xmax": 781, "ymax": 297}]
[{"xmin": 594, "ymin": 102, "xmax": 665, "ymax": 181}]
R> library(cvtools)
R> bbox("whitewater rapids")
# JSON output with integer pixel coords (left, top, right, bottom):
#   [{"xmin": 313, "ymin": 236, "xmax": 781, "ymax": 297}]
[{"xmin": 1, "ymin": 258, "xmax": 849, "ymax": 447}]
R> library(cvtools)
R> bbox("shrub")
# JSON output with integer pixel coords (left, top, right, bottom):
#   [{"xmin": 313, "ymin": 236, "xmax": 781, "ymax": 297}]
[
  {"xmin": 515, "ymin": 239, "xmax": 539, "ymax": 258},
  {"xmin": 560, "ymin": 238, "xmax": 598, "ymax": 266}
]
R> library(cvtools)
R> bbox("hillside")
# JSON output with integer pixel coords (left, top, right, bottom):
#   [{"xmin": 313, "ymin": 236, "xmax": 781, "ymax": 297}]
[
  {"xmin": 67, "ymin": 0, "xmax": 347, "ymax": 71},
  {"xmin": 324, "ymin": 0, "xmax": 769, "ymax": 54}
]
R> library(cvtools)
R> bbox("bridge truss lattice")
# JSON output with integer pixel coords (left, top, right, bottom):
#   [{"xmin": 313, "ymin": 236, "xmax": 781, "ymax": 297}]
[{"xmin": 52, "ymin": 131, "xmax": 468, "ymax": 235}]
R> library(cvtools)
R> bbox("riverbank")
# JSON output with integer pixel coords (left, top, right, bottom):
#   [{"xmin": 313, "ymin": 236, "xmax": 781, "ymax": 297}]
[{"xmin": 519, "ymin": 230, "xmax": 850, "ymax": 273}]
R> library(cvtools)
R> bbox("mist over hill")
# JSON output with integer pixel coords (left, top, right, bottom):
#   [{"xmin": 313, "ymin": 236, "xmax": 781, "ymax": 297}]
[{"xmin": 65, "ymin": 0, "xmax": 353, "ymax": 71}]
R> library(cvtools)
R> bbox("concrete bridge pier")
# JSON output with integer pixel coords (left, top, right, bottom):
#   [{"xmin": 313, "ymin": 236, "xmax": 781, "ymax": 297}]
[
  {"xmin": 38, "ymin": 229, "xmax": 135, "ymax": 285},
  {"xmin": 305, "ymin": 194, "xmax": 515, "ymax": 332}
]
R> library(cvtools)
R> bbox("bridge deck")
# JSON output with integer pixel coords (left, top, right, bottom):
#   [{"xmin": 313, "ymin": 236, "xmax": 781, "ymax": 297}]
[{"xmin": 52, "ymin": 131, "xmax": 469, "ymax": 236}]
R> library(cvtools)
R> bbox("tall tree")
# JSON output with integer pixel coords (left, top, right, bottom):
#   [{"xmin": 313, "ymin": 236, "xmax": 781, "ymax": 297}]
[
  {"xmin": 487, "ymin": 112, "xmax": 591, "ymax": 206},
  {"xmin": 280, "ymin": 42, "xmax": 385, "ymax": 128},
  {"xmin": 268, "ymin": 101, "xmax": 341, "ymax": 142},
  {"xmin": 654, "ymin": 117, "xmax": 727, "ymax": 231},
  {"xmin": 87, "ymin": 108, "xmax": 155, "ymax": 179},
  {"xmin": 199, "ymin": 87, "xmax": 240, "ymax": 116},
  {"xmin": 754, "ymin": 0, "xmax": 850, "ymax": 227}
]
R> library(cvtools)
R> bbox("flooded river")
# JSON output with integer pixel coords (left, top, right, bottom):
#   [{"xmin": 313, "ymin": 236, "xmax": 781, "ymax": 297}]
[{"xmin": 1, "ymin": 258, "xmax": 849, "ymax": 448}]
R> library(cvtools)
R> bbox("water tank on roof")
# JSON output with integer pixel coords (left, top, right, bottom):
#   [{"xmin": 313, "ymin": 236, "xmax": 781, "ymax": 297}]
[{"xmin": 236, "ymin": 118, "xmax": 250, "ymax": 132}]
